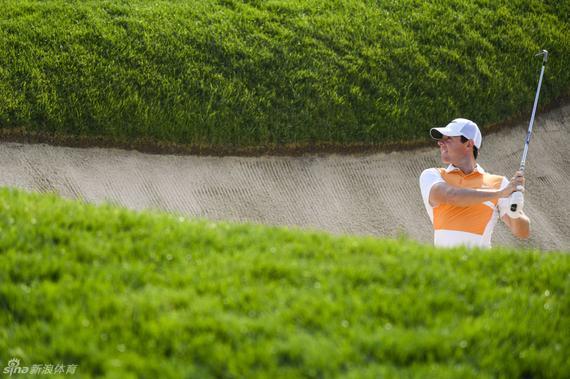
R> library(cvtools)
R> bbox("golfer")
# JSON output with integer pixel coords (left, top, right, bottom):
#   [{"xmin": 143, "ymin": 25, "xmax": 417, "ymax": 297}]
[{"xmin": 420, "ymin": 118, "xmax": 530, "ymax": 248}]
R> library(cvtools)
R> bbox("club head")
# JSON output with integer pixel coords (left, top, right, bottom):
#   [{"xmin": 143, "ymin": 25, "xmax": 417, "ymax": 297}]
[{"xmin": 535, "ymin": 49, "xmax": 548, "ymax": 63}]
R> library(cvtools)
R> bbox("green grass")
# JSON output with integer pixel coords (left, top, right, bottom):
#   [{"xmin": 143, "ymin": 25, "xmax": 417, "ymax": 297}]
[
  {"xmin": 1, "ymin": 187, "xmax": 568, "ymax": 378},
  {"xmin": 0, "ymin": 0, "xmax": 569, "ymax": 151}
]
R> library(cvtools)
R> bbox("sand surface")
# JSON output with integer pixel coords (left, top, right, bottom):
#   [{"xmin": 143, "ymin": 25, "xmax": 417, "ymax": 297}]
[{"xmin": 1, "ymin": 104, "xmax": 568, "ymax": 251}]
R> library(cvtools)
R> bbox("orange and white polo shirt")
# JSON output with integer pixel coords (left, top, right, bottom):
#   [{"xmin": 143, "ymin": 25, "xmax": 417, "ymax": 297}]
[{"xmin": 419, "ymin": 164, "xmax": 510, "ymax": 248}]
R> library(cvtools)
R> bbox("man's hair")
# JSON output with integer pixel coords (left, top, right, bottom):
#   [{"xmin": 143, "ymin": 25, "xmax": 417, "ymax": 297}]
[{"xmin": 461, "ymin": 136, "xmax": 479, "ymax": 159}]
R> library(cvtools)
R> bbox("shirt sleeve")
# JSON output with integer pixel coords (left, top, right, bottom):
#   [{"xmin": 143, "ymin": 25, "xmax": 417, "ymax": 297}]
[
  {"xmin": 497, "ymin": 176, "xmax": 510, "ymax": 217},
  {"xmin": 419, "ymin": 168, "xmax": 445, "ymax": 220}
]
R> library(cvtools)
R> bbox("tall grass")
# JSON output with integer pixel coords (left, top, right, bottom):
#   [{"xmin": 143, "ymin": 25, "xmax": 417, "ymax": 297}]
[
  {"xmin": 1, "ymin": 187, "xmax": 569, "ymax": 378},
  {"xmin": 0, "ymin": 0, "xmax": 569, "ymax": 150}
]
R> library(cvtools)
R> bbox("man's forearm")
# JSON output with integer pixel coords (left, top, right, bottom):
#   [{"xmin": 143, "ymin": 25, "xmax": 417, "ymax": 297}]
[
  {"xmin": 506, "ymin": 214, "xmax": 531, "ymax": 239},
  {"xmin": 444, "ymin": 186, "xmax": 503, "ymax": 207}
]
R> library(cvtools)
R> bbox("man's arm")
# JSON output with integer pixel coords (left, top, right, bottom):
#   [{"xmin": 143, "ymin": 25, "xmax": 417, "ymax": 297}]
[
  {"xmin": 501, "ymin": 213, "xmax": 531, "ymax": 239},
  {"xmin": 429, "ymin": 182, "xmax": 508, "ymax": 207},
  {"xmin": 429, "ymin": 170, "xmax": 525, "ymax": 208}
]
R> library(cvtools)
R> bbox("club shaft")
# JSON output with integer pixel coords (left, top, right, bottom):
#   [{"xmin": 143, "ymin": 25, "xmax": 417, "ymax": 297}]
[
  {"xmin": 519, "ymin": 61, "xmax": 546, "ymax": 173},
  {"xmin": 509, "ymin": 50, "xmax": 547, "ymax": 214}
]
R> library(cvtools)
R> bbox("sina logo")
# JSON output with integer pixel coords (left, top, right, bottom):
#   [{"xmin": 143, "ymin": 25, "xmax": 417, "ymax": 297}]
[{"xmin": 3, "ymin": 358, "xmax": 30, "ymax": 375}]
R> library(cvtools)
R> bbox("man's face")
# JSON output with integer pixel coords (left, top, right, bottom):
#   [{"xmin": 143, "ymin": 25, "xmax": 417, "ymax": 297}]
[{"xmin": 437, "ymin": 135, "xmax": 470, "ymax": 164}]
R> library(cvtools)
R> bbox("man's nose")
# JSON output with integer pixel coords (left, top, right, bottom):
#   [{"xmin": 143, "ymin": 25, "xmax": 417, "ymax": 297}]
[{"xmin": 437, "ymin": 140, "xmax": 445, "ymax": 147}]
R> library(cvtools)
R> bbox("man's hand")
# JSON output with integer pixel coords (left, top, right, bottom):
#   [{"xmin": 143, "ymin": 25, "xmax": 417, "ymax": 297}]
[
  {"xmin": 502, "ymin": 170, "xmax": 530, "ymax": 238},
  {"xmin": 499, "ymin": 170, "xmax": 526, "ymax": 198},
  {"xmin": 508, "ymin": 191, "xmax": 525, "ymax": 218}
]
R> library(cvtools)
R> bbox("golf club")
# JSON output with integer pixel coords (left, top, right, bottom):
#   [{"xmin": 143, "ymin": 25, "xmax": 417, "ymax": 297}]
[{"xmin": 508, "ymin": 49, "xmax": 548, "ymax": 218}]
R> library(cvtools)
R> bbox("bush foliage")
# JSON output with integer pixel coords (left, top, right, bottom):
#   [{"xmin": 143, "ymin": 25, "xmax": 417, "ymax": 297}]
[
  {"xmin": 1, "ymin": 188, "xmax": 569, "ymax": 378},
  {"xmin": 0, "ymin": 0, "xmax": 569, "ymax": 150}
]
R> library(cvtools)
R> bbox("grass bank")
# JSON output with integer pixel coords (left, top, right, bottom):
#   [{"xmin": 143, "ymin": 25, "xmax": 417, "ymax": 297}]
[
  {"xmin": 1, "ymin": 188, "xmax": 568, "ymax": 378},
  {"xmin": 0, "ymin": 0, "xmax": 569, "ymax": 153}
]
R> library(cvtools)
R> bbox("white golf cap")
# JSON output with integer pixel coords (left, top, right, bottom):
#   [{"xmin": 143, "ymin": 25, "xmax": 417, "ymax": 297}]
[{"xmin": 430, "ymin": 118, "xmax": 482, "ymax": 149}]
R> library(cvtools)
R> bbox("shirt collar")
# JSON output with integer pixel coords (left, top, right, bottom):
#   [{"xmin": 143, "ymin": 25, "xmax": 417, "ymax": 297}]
[{"xmin": 445, "ymin": 163, "xmax": 485, "ymax": 175}]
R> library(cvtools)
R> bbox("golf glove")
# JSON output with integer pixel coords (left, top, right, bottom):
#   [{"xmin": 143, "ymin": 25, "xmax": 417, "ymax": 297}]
[{"xmin": 508, "ymin": 191, "xmax": 524, "ymax": 219}]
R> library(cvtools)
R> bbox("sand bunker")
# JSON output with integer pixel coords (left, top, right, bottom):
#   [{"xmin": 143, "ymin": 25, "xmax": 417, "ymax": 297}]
[{"xmin": 1, "ymin": 105, "xmax": 568, "ymax": 251}]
